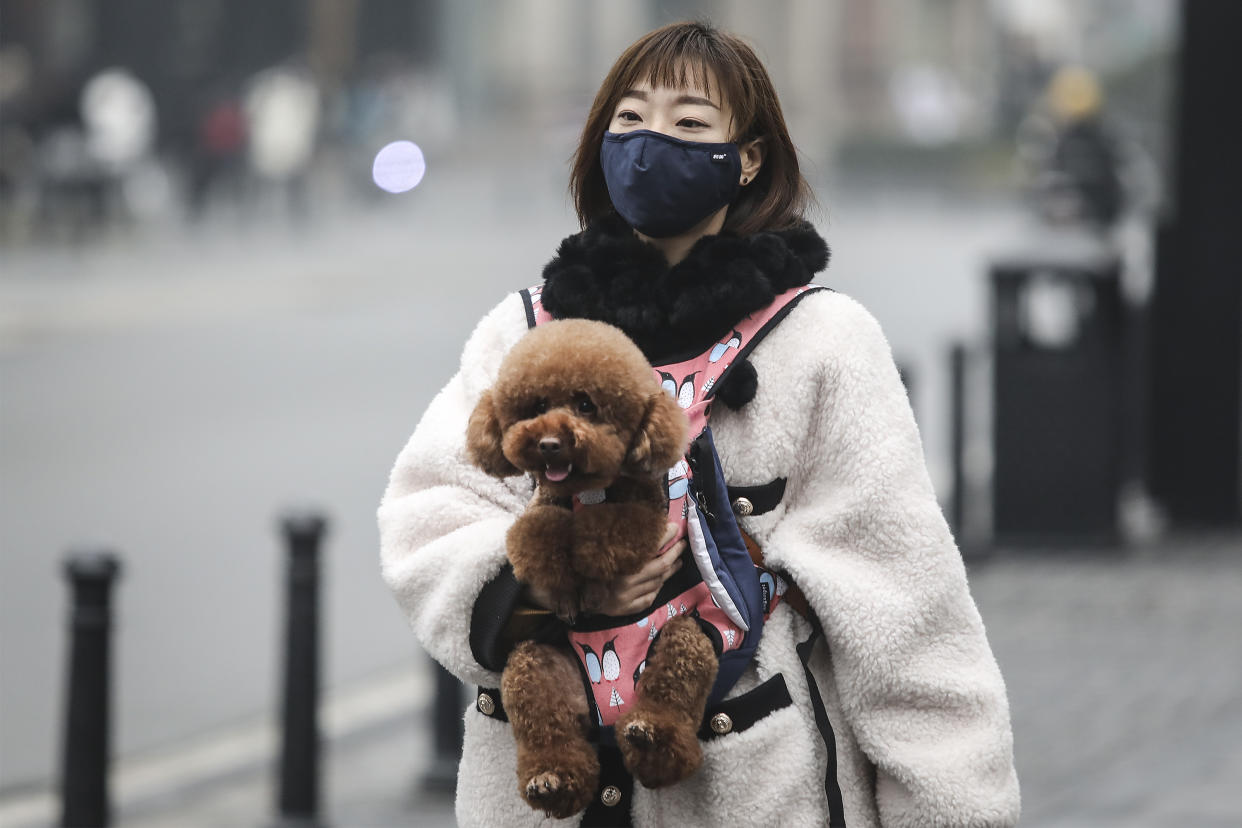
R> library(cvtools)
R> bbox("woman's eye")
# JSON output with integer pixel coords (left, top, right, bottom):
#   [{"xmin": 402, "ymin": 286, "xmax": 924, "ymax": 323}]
[
  {"xmin": 577, "ymin": 398, "xmax": 597, "ymax": 415},
  {"xmin": 617, "ymin": 111, "xmax": 641, "ymax": 122},
  {"xmin": 678, "ymin": 118, "xmax": 707, "ymax": 128}
]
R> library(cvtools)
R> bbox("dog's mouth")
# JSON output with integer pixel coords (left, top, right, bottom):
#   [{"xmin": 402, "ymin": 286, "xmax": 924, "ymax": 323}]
[{"xmin": 543, "ymin": 462, "xmax": 573, "ymax": 482}]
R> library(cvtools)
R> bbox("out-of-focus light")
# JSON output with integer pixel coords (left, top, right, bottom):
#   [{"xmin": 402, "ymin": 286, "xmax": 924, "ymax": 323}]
[{"xmin": 372, "ymin": 141, "xmax": 426, "ymax": 193}]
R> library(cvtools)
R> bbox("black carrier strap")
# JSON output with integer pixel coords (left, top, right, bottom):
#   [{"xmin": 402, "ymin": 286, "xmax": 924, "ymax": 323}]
[
  {"xmin": 519, "ymin": 287, "xmax": 538, "ymax": 328},
  {"xmin": 797, "ymin": 613, "xmax": 848, "ymax": 827}
]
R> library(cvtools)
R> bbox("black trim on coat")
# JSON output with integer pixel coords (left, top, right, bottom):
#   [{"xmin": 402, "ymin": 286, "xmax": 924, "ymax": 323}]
[
  {"xmin": 727, "ymin": 477, "xmax": 787, "ymax": 517},
  {"xmin": 468, "ymin": 563, "xmax": 526, "ymax": 672},
  {"xmin": 696, "ymin": 672, "xmax": 793, "ymax": 741},
  {"xmin": 469, "ymin": 563, "xmax": 566, "ymax": 672},
  {"xmin": 580, "ymin": 743, "xmax": 634, "ymax": 826}
]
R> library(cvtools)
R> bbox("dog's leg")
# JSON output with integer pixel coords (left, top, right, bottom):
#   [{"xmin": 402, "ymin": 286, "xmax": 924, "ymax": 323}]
[
  {"xmin": 506, "ymin": 504, "xmax": 578, "ymax": 618},
  {"xmin": 615, "ymin": 615, "xmax": 718, "ymax": 789},
  {"xmin": 502, "ymin": 641, "xmax": 599, "ymax": 818},
  {"xmin": 571, "ymin": 503, "xmax": 666, "ymax": 583}
]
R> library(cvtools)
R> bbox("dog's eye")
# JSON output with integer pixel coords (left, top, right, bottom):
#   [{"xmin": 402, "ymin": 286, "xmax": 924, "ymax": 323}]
[
  {"xmin": 533, "ymin": 398, "xmax": 548, "ymax": 415},
  {"xmin": 576, "ymin": 397, "xmax": 597, "ymax": 415}
]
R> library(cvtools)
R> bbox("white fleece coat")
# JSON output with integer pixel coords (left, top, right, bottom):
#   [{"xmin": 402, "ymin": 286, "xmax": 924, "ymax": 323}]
[{"xmin": 379, "ymin": 288, "xmax": 1021, "ymax": 827}]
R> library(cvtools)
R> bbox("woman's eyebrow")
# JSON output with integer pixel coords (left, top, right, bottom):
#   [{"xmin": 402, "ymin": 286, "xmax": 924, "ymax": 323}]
[
  {"xmin": 619, "ymin": 89, "xmax": 720, "ymax": 110},
  {"xmin": 675, "ymin": 94, "xmax": 719, "ymax": 109}
]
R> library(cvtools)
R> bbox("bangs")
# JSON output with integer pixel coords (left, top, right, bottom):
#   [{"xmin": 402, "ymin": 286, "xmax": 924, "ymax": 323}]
[{"xmin": 616, "ymin": 24, "xmax": 756, "ymax": 137}]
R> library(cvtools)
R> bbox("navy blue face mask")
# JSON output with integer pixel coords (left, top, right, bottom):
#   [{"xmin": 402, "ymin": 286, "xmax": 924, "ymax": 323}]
[{"xmin": 600, "ymin": 130, "xmax": 742, "ymax": 238}]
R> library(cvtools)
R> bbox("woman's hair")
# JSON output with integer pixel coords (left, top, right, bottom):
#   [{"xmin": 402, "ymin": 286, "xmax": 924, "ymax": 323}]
[{"xmin": 570, "ymin": 21, "xmax": 813, "ymax": 235}]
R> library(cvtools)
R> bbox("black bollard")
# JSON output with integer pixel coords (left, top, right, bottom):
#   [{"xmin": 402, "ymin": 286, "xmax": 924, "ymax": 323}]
[
  {"xmin": 949, "ymin": 343, "xmax": 967, "ymax": 539},
  {"xmin": 60, "ymin": 551, "xmax": 121, "ymax": 828},
  {"xmin": 277, "ymin": 512, "xmax": 327, "ymax": 826},
  {"xmin": 420, "ymin": 659, "xmax": 464, "ymax": 794}
]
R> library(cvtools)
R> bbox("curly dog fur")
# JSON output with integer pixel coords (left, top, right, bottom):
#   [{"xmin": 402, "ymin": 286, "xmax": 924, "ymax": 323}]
[{"xmin": 466, "ymin": 319, "xmax": 721, "ymax": 816}]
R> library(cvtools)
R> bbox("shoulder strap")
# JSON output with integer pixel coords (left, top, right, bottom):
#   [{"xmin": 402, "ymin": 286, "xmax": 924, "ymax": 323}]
[
  {"xmin": 520, "ymin": 286, "xmax": 550, "ymax": 328},
  {"xmin": 703, "ymin": 284, "xmax": 828, "ymax": 404},
  {"xmin": 519, "ymin": 284, "xmax": 829, "ymax": 346}
]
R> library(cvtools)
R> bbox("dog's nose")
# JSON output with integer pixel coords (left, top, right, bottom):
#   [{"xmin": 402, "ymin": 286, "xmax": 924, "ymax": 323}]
[{"xmin": 539, "ymin": 438, "xmax": 561, "ymax": 458}]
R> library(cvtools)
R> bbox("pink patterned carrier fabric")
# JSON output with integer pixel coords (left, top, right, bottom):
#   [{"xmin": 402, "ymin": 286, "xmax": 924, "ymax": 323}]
[{"xmin": 527, "ymin": 284, "xmax": 816, "ymax": 725}]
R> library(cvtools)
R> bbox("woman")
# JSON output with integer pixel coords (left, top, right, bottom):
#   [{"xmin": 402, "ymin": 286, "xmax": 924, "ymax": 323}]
[{"xmin": 379, "ymin": 21, "xmax": 1020, "ymax": 827}]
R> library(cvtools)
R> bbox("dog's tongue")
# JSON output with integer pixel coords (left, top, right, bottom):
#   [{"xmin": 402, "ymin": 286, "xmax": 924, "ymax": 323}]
[{"xmin": 545, "ymin": 463, "xmax": 572, "ymax": 482}]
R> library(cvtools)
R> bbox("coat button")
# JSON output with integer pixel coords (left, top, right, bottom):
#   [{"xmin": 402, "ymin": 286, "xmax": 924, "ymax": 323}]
[
  {"xmin": 600, "ymin": 785, "xmax": 622, "ymax": 807},
  {"xmin": 710, "ymin": 712, "xmax": 734, "ymax": 734},
  {"xmin": 731, "ymin": 497, "xmax": 754, "ymax": 516},
  {"xmin": 477, "ymin": 692, "xmax": 495, "ymax": 716}
]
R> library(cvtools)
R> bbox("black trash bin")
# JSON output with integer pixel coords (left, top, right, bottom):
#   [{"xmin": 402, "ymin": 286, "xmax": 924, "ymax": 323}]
[{"xmin": 990, "ymin": 251, "xmax": 1123, "ymax": 547}]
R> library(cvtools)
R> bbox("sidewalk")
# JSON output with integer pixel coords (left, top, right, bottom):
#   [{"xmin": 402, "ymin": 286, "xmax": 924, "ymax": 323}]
[
  {"xmin": 0, "ymin": 662, "xmax": 457, "ymax": 827},
  {"xmin": 971, "ymin": 533, "xmax": 1242, "ymax": 827},
  {"xmin": 4, "ymin": 533, "xmax": 1237, "ymax": 827}
]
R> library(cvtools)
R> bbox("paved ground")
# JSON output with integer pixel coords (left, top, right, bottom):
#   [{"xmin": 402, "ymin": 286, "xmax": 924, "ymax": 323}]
[
  {"xmin": 971, "ymin": 535, "xmax": 1242, "ymax": 827},
  {"xmin": 5, "ymin": 534, "xmax": 1237, "ymax": 827}
]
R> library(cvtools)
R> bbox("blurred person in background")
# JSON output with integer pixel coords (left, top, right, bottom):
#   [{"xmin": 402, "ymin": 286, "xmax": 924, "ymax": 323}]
[
  {"xmin": 242, "ymin": 62, "xmax": 321, "ymax": 220},
  {"xmin": 1017, "ymin": 66, "xmax": 1131, "ymax": 232},
  {"xmin": 0, "ymin": 44, "xmax": 37, "ymax": 234},
  {"xmin": 186, "ymin": 82, "xmax": 248, "ymax": 221},
  {"xmin": 379, "ymin": 20, "xmax": 1019, "ymax": 827}
]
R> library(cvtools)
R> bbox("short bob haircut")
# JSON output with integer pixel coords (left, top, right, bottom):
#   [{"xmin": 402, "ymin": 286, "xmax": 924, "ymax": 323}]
[{"xmin": 570, "ymin": 21, "xmax": 813, "ymax": 235}]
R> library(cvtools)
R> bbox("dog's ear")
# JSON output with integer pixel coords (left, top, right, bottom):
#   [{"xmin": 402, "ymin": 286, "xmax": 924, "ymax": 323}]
[
  {"xmin": 466, "ymin": 389, "xmax": 520, "ymax": 477},
  {"xmin": 624, "ymin": 392, "xmax": 688, "ymax": 475}
]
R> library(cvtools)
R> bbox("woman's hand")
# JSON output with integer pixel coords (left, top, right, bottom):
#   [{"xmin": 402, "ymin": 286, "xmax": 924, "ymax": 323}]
[
  {"xmin": 594, "ymin": 523, "xmax": 685, "ymax": 616},
  {"xmin": 521, "ymin": 522, "xmax": 685, "ymax": 618}
]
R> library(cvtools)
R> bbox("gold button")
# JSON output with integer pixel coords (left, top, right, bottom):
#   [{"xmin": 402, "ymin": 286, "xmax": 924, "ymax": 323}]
[
  {"xmin": 731, "ymin": 497, "xmax": 754, "ymax": 516},
  {"xmin": 477, "ymin": 692, "xmax": 495, "ymax": 716},
  {"xmin": 710, "ymin": 712, "xmax": 733, "ymax": 734},
  {"xmin": 600, "ymin": 785, "xmax": 622, "ymax": 807}
]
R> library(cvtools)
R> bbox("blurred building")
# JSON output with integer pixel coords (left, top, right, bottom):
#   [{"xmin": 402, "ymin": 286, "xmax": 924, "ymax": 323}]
[{"xmin": 1, "ymin": 0, "xmax": 1176, "ymax": 193}]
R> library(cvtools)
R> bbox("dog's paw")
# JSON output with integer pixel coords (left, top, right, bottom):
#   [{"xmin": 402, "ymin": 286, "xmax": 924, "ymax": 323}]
[
  {"xmin": 521, "ymin": 769, "xmax": 593, "ymax": 819},
  {"xmin": 617, "ymin": 711, "xmax": 702, "ymax": 789},
  {"xmin": 622, "ymin": 718, "xmax": 655, "ymax": 747}
]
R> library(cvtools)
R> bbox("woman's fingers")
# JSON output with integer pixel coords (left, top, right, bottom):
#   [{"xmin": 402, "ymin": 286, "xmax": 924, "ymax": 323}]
[
  {"xmin": 659, "ymin": 521, "xmax": 679, "ymax": 548},
  {"xmin": 605, "ymin": 540, "xmax": 686, "ymax": 614},
  {"xmin": 623, "ymin": 542, "xmax": 684, "ymax": 593},
  {"xmin": 634, "ymin": 539, "xmax": 683, "ymax": 580},
  {"xmin": 659, "ymin": 539, "xmax": 686, "ymax": 572}
]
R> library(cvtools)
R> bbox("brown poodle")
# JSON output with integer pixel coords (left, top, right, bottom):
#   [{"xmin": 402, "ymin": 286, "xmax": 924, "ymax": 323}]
[{"xmin": 466, "ymin": 319, "xmax": 719, "ymax": 817}]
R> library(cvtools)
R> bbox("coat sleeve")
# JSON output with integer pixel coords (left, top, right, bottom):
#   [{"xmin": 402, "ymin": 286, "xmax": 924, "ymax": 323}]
[
  {"xmin": 762, "ymin": 293, "xmax": 1021, "ymax": 827},
  {"xmin": 377, "ymin": 293, "xmax": 534, "ymax": 688}
]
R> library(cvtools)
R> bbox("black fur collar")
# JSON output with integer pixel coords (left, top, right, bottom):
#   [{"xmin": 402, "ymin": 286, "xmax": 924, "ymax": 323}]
[{"xmin": 540, "ymin": 214, "xmax": 830, "ymax": 364}]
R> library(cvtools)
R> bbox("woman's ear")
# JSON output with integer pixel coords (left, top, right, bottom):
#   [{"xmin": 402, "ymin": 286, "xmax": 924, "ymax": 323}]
[
  {"xmin": 625, "ymin": 392, "xmax": 689, "ymax": 475},
  {"xmin": 739, "ymin": 138, "xmax": 764, "ymax": 186},
  {"xmin": 466, "ymin": 389, "xmax": 519, "ymax": 477}
]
